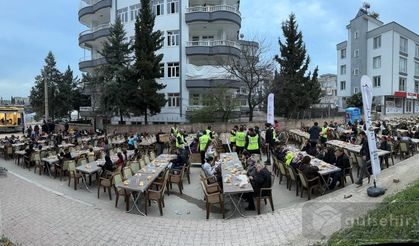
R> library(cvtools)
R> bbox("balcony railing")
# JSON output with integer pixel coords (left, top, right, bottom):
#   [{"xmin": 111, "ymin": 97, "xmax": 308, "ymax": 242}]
[
  {"xmin": 186, "ymin": 40, "xmax": 241, "ymax": 50},
  {"xmin": 79, "ymin": 0, "xmax": 103, "ymax": 10},
  {"xmin": 79, "ymin": 54, "xmax": 104, "ymax": 62},
  {"xmin": 79, "ymin": 23, "xmax": 111, "ymax": 37},
  {"xmin": 186, "ymin": 5, "xmax": 240, "ymax": 16}
]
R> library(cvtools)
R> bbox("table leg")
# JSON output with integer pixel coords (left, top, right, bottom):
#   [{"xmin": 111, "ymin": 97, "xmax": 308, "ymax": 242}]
[
  {"xmin": 80, "ymin": 174, "xmax": 91, "ymax": 192},
  {"xmin": 319, "ymin": 174, "xmax": 330, "ymax": 195},
  {"xmin": 225, "ymin": 193, "xmax": 246, "ymax": 219},
  {"xmin": 45, "ymin": 162, "xmax": 52, "ymax": 177},
  {"xmin": 126, "ymin": 192, "xmax": 146, "ymax": 216}
]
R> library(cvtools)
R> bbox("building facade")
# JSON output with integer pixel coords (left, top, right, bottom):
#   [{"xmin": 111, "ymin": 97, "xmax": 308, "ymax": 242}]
[
  {"xmin": 317, "ymin": 74, "xmax": 338, "ymax": 108},
  {"xmin": 337, "ymin": 7, "xmax": 419, "ymax": 114},
  {"xmin": 78, "ymin": 0, "xmax": 246, "ymax": 125}
]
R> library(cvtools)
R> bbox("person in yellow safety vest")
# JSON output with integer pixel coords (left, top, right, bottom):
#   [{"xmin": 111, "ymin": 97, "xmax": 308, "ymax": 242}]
[
  {"xmin": 320, "ymin": 122, "xmax": 328, "ymax": 145},
  {"xmin": 176, "ymin": 129, "xmax": 185, "ymax": 150},
  {"xmin": 206, "ymin": 126, "xmax": 213, "ymax": 140},
  {"xmin": 199, "ymin": 131, "xmax": 210, "ymax": 164},
  {"xmin": 284, "ymin": 151, "xmax": 294, "ymax": 166},
  {"xmin": 229, "ymin": 125, "xmax": 238, "ymax": 152},
  {"xmin": 171, "ymin": 124, "xmax": 178, "ymax": 137},
  {"xmin": 245, "ymin": 128, "xmax": 260, "ymax": 155},
  {"xmin": 235, "ymin": 126, "xmax": 246, "ymax": 156}
]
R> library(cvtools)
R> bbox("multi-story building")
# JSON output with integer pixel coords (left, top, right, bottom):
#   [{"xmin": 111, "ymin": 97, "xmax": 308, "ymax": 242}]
[
  {"xmin": 337, "ymin": 5, "xmax": 419, "ymax": 115},
  {"xmin": 317, "ymin": 74, "xmax": 338, "ymax": 108},
  {"xmin": 78, "ymin": 0, "xmax": 246, "ymax": 126}
]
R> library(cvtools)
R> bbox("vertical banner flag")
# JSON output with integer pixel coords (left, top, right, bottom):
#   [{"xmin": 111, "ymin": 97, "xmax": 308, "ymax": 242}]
[
  {"xmin": 360, "ymin": 75, "xmax": 381, "ymax": 177},
  {"xmin": 267, "ymin": 93, "xmax": 274, "ymax": 125}
]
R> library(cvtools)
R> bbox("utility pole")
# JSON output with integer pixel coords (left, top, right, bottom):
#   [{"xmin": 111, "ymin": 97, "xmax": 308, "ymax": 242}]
[{"xmin": 43, "ymin": 71, "xmax": 49, "ymax": 122}]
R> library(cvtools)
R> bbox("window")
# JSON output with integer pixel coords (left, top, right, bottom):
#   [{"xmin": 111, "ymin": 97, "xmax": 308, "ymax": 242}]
[
  {"xmin": 340, "ymin": 49, "xmax": 346, "ymax": 59},
  {"xmin": 354, "ymin": 31, "xmax": 359, "ymax": 39},
  {"xmin": 399, "ymin": 57, "xmax": 407, "ymax": 73},
  {"xmin": 353, "ymin": 68, "xmax": 359, "ymax": 76},
  {"xmin": 117, "ymin": 8, "xmax": 129, "ymax": 23},
  {"xmin": 416, "ymin": 44, "xmax": 419, "ymax": 58},
  {"xmin": 191, "ymin": 94, "xmax": 200, "ymax": 106},
  {"xmin": 415, "ymin": 62, "xmax": 419, "ymax": 76},
  {"xmin": 167, "ymin": 30, "xmax": 180, "ymax": 47},
  {"xmin": 340, "ymin": 81, "xmax": 346, "ymax": 90},
  {"xmin": 167, "ymin": 93, "xmax": 180, "ymax": 107},
  {"xmin": 373, "ymin": 76, "xmax": 381, "ymax": 87},
  {"xmin": 373, "ymin": 56, "xmax": 381, "ymax": 69},
  {"xmin": 167, "ymin": 0, "xmax": 179, "ymax": 14},
  {"xmin": 415, "ymin": 80, "xmax": 419, "ymax": 93},
  {"xmin": 152, "ymin": 0, "xmax": 164, "ymax": 16},
  {"xmin": 373, "ymin": 36, "xmax": 381, "ymax": 49},
  {"xmin": 400, "ymin": 37, "xmax": 408, "ymax": 53},
  {"xmin": 168, "ymin": 62, "xmax": 179, "ymax": 78},
  {"xmin": 399, "ymin": 77, "xmax": 407, "ymax": 91},
  {"xmin": 159, "ymin": 63, "xmax": 165, "ymax": 77},
  {"xmin": 354, "ymin": 87, "xmax": 359, "ymax": 94},
  {"xmin": 340, "ymin": 65, "xmax": 346, "ymax": 75},
  {"xmin": 130, "ymin": 4, "xmax": 141, "ymax": 21},
  {"xmin": 353, "ymin": 49, "xmax": 359, "ymax": 58}
]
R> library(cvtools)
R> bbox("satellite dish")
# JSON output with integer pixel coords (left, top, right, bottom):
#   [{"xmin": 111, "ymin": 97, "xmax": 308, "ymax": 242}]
[
  {"xmin": 363, "ymin": 2, "xmax": 370, "ymax": 9},
  {"xmin": 239, "ymin": 34, "xmax": 244, "ymax": 39}
]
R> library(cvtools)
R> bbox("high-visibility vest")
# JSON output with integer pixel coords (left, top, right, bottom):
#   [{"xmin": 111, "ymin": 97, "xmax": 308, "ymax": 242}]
[
  {"xmin": 176, "ymin": 133, "xmax": 184, "ymax": 149},
  {"xmin": 285, "ymin": 152, "xmax": 294, "ymax": 166},
  {"xmin": 171, "ymin": 127, "xmax": 178, "ymax": 136},
  {"xmin": 273, "ymin": 130, "xmax": 276, "ymax": 140},
  {"xmin": 229, "ymin": 130, "xmax": 236, "ymax": 143},
  {"xmin": 235, "ymin": 131, "xmax": 246, "ymax": 147},
  {"xmin": 321, "ymin": 127, "xmax": 328, "ymax": 138},
  {"xmin": 199, "ymin": 134, "xmax": 210, "ymax": 152},
  {"xmin": 247, "ymin": 135, "xmax": 259, "ymax": 151}
]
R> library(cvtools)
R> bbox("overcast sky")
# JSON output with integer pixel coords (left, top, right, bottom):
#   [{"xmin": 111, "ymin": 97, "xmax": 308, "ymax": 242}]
[{"xmin": 1, "ymin": 0, "xmax": 418, "ymax": 99}]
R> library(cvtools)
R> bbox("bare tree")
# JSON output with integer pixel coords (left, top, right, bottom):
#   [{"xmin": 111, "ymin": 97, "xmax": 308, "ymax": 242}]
[{"xmin": 221, "ymin": 38, "xmax": 274, "ymax": 122}]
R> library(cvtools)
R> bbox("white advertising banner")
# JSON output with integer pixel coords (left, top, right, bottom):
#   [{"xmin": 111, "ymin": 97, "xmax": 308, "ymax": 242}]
[
  {"xmin": 361, "ymin": 75, "xmax": 381, "ymax": 177},
  {"xmin": 267, "ymin": 93, "xmax": 274, "ymax": 125}
]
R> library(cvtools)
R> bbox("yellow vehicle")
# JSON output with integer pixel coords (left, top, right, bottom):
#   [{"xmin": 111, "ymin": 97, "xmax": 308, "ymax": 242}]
[{"xmin": 0, "ymin": 106, "xmax": 24, "ymax": 133}]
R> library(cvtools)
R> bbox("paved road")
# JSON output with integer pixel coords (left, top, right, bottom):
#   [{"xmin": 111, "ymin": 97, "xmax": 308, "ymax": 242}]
[{"xmin": 1, "ymin": 156, "xmax": 418, "ymax": 245}]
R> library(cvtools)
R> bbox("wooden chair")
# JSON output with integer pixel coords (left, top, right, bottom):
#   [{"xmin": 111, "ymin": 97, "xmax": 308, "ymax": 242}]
[
  {"xmin": 341, "ymin": 166, "xmax": 354, "ymax": 187},
  {"xmin": 256, "ymin": 174, "xmax": 276, "ymax": 215},
  {"xmin": 87, "ymin": 154, "xmax": 95, "ymax": 163},
  {"xmin": 287, "ymin": 166, "xmax": 299, "ymax": 196},
  {"xmin": 145, "ymin": 170, "xmax": 169, "ymax": 216},
  {"xmin": 200, "ymin": 180, "xmax": 224, "ymax": 219},
  {"xmin": 184, "ymin": 158, "xmax": 191, "ymax": 184},
  {"xmin": 143, "ymin": 155, "xmax": 151, "ymax": 164},
  {"xmin": 168, "ymin": 166, "xmax": 186, "ymax": 195},
  {"xmin": 122, "ymin": 167, "xmax": 132, "ymax": 180},
  {"xmin": 68, "ymin": 161, "xmax": 83, "ymax": 190},
  {"xmin": 277, "ymin": 160, "xmax": 290, "ymax": 187},
  {"xmin": 297, "ymin": 170, "xmax": 321, "ymax": 200},
  {"xmin": 399, "ymin": 142, "xmax": 411, "ymax": 159},
  {"xmin": 149, "ymin": 151, "xmax": 156, "ymax": 161},
  {"xmin": 113, "ymin": 173, "xmax": 131, "ymax": 211},
  {"xmin": 130, "ymin": 161, "xmax": 140, "ymax": 174},
  {"xmin": 98, "ymin": 170, "xmax": 114, "ymax": 200},
  {"xmin": 5, "ymin": 146, "xmax": 13, "ymax": 160},
  {"xmin": 33, "ymin": 153, "xmax": 43, "ymax": 175}
]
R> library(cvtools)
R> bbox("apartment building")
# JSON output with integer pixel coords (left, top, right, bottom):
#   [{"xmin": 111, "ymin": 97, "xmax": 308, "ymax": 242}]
[
  {"xmin": 337, "ymin": 6, "xmax": 419, "ymax": 114},
  {"xmin": 78, "ymin": 0, "xmax": 247, "ymax": 125},
  {"xmin": 317, "ymin": 74, "xmax": 338, "ymax": 108}
]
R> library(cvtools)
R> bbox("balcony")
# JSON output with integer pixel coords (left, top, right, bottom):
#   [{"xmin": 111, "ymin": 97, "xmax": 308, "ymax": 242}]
[
  {"xmin": 186, "ymin": 79, "xmax": 242, "ymax": 89},
  {"xmin": 79, "ymin": 56, "xmax": 107, "ymax": 72},
  {"xmin": 186, "ymin": 40, "xmax": 241, "ymax": 58},
  {"xmin": 79, "ymin": 23, "xmax": 111, "ymax": 47},
  {"xmin": 79, "ymin": 0, "xmax": 112, "ymax": 20},
  {"xmin": 185, "ymin": 5, "xmax": 241, "ymax": 27}
]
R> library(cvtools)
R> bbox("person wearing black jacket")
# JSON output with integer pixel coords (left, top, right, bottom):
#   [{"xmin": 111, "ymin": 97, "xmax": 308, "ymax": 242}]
[
  {"xmin": 301, "ymin": 156, "xmax": 319, "ymax": 180},
  {"xmin": 101, "ymin": 155, "xmax": 116, "ymax": 172},
  {"xmin": 245, "ymin": 163, "xmax": 272, "ymax": 211},
  {"xmin": 322, "ymin": 147, "xmax": 337, "ymax": 164},
  {"xmin": 308, "ymin": 122, "xmax": 321, "ymax": 146},
  {"xmin": 264, "ymin": 123, "xmax": 275, "ymax": 165},
  {"xmin": 356, "ymin": 131, "xmax": 370, "ymax": 186},
  {"xmin": 329, "ymin": 148, "xmax": 350, "ymax": 190}
]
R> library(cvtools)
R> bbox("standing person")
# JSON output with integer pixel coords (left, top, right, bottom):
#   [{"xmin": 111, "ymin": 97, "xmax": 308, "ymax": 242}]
[
  {"xmin": 199, "ymin": 131, "xmax": 210, "ymax": 164},
  {"xmin": 171, "ymin": 124, "xmax": 178, "ymax": 138},
  {"xmin": 176, "ymin": 129, "xmax": 186, "ymax": 150},
  {"xmin": 64, "ymin": 121, "xmax": 69, "ymax": 134},
  {"xmin": 264, "ymin": 123, "xmax": 275, "ymax": 165},
  {"xmin": 127, "ymin": 135, "xmax": 137, "ymax": 150},
  {"xmin": 320, "ymin": 122, "xmax": 328, "ymax": 145},
  {"xmin": 235, "ymin": 126, "xmax": 246, "ymax": 156},
  {"xmin": 274, "ymin": 120, "xmax": 280, "ymax": 131},
  {"xmin": 308, "ymin": 122, "xmax": 321, "ymax": 146},
  {"xmin": 356, "ymin": 131, "xmax": 371, "ymax": 186},
  {"xmin": 156, "ymin": 129, "xmax": 165, "ymax": 156},
  {"xmin": 27, "ymin": 125, "xmax": 33, "ymax": 138},
  {"xmin": 34, "ymin": 124, "xmax": 40, "ymax": 138},
  {"xmin": 245, "ymin": 128, "xmax": 261, "ymax": 155},
  {"xmin": 229, "ymin": 125, "xmax": 238, "ymax": 152}
]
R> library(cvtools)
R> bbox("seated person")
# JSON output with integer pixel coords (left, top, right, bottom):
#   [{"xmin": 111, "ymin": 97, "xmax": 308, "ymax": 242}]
[
  {"xmin": 329, "ymin": 148, "xmax": 350, "ymax": 190},
  {"xmin": 115, "ymin": 152, "xmax": 125, "ymax": 168},
  {"xmin": 301, "ymin": 140, "xmax": 312, "ymax": 152},
  {"xmin": 301, "ymin": 156, "xmax": 319, "ymax": 180},
  {"xmin": 245, "ymin": 163, "xmax": 272, "ymax": 211},
  {"xmin": 169, "ymin": 150, "xmax": 187, "ymax": 171},
  {"xmin": 201, "ymin": 156, "xmax": 222, "ymax": 185},
  {"xmin": 414, "ymin": 130, "xmax": 419, "ymax": 139},
  {"xmin": 322, "ymin": 147, "xmax": 337, "ymax": 164}
]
